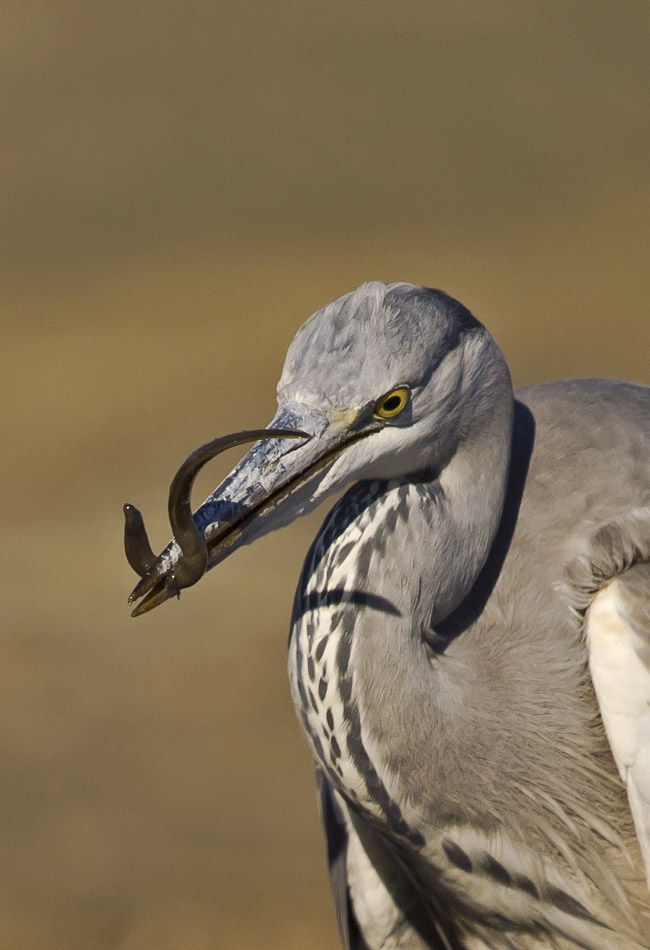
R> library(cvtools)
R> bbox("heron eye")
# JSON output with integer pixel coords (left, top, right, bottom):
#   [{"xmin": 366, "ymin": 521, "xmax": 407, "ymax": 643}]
[{"xmin": 373, "ymin": 387, "xmax": 410, "ymax": 420}]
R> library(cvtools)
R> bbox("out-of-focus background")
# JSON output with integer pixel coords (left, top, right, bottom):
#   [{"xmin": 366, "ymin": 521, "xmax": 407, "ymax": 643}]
[{"xmin": 3, "ymin": 2, "xmax": 650, "ymax": 947}]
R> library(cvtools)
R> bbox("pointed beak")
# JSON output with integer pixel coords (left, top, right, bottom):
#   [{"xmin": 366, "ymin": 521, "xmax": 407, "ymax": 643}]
[{"xmin": 124, "ymin": 407, "xmax": 380, "ymax": 617}]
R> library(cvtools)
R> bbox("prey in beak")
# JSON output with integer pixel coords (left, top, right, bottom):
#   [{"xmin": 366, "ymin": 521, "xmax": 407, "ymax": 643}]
[{"xmin": 124, "ymin": 411, "xmax": 382, "ymax": 617}]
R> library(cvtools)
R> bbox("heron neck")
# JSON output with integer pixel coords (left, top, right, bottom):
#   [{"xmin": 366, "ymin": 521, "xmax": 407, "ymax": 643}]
[
  {"xmin": 289, "ymin": 388, "xmax": 514, "ymax": 826},
  {"xmin": 361, "ymin": 392, "xmax": 514, "ymax": 627}
]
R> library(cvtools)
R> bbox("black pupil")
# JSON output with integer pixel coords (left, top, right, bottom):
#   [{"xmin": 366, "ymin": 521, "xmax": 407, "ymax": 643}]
[{"xmin": 383, "ymin": 394, "xmax": 402, "ymax": 412}]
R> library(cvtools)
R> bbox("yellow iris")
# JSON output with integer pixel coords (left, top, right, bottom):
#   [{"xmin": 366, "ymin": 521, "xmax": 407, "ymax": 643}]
[{"xmin": 373, "ymin": 387, "xmax": 410, "ymax": 420}]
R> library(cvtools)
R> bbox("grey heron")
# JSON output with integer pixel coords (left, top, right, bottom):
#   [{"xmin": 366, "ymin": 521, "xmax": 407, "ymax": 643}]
[{"xmin": 124, "ymin": 282, "xmax": 650, "ymax": 949}]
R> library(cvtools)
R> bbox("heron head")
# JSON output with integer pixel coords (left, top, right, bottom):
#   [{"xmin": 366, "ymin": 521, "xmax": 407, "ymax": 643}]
[{"xmin": 125, "ymin": 281, "xmax": 510, "ymax": 615}]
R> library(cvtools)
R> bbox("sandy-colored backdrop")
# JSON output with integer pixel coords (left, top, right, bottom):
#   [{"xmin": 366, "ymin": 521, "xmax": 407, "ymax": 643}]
[{"xmin": 3, "ymin": 2, "xmax": 650, "ymax": 948}]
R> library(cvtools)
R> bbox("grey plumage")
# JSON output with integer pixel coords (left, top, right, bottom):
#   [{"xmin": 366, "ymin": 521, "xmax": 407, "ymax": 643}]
[{"xmin": 127, "ymin": 282, "xmax": 650, "ymax": 949}]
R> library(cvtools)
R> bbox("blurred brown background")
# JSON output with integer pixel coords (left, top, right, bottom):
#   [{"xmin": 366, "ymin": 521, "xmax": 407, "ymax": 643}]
[{"xmin": 3, "ymin": 1, "xmax": 650, "ymax": 947}]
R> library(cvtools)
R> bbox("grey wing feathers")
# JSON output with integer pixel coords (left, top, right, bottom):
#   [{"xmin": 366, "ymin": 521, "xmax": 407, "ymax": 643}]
[
  {"xmin": 317, "ymin": 773, "xmax": 455, "ymax": 949},
  {"xmin": 577, "ymin": 511, "xmax": 650, "ymax": 887},
  {"xmin": 618, "ymin": 562, "xmax": 650, "ymax": 884},
  {"xmin": 318, "ymin": 770, "xmax": 369, "ymax": 950}
]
